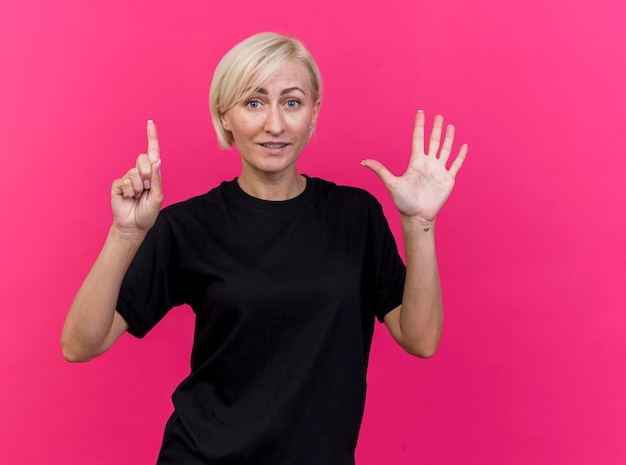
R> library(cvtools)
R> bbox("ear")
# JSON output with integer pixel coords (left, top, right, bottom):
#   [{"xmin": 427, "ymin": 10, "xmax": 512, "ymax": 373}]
[
  {"xmin": 220, "ymin": 113, "xmax": 231, "ymax": 131},
  {"xmin": 307, "ymin": 100, "xmax": 321, "ymax": 142},
  {"xmin": 310, "ymin": 100, "xmax": 321, "ymax": 130}
]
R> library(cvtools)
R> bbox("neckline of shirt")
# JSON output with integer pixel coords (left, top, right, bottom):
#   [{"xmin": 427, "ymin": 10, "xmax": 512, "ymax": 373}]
[{"xmin": 226, "ymin": 174, "xmax": 318, "ymax": 212}]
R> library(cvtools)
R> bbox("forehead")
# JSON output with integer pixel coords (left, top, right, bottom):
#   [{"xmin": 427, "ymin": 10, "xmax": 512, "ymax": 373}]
[{"xmin": 253, "ymin": 60, "xmax": 313, "ymax": 94}]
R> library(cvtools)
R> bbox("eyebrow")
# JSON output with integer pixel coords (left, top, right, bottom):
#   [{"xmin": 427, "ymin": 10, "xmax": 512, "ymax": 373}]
[{"xmin": 254, "ymin": 86, "xmax": 306, "ymax": 96}]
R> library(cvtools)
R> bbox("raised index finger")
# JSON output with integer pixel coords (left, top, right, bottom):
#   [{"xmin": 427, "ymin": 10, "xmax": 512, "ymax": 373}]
[{"xmin": 147, "ymin": 120, "xmax": 160, "ymax": 163}]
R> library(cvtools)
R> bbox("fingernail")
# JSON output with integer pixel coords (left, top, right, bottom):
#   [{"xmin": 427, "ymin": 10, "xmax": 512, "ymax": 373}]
[
  {"xmin": 147, "ymin": 119, "xmax": 154, "ymax": 125},
  {"xmin": 156, "ymin": 159, "xmax": 162, "ymax": 171},
  {"xmin": 144, "ymin": 180, "xmax": 151, "ymax": 190},
  {"xmin": 418, "ymin": 109, "xmax": 424, "ymax": 113},
  {"xmin": 360, "ymin": 160, "xmax": 366, "ymax": 166}
]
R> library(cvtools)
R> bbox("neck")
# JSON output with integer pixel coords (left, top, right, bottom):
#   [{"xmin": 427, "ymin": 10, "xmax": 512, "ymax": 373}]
[{"xmin": 237, "ymin": 171, "xmax": 306, "ymax": 201}]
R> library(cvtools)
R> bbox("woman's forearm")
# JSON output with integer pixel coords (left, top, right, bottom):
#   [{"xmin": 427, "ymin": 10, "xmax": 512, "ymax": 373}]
[
  {"xmin": 396, "ymin": 217, "xmax": 443, "ymax": 357},
  {"xmin": 61, "ymin": 226, "xmax": 144, "ymax": 362}
]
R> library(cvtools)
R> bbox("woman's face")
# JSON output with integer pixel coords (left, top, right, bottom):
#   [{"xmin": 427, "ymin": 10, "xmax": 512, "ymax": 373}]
[{"xmin": 220, "ymin": 60, "xmax": 320, "ymax": 177}]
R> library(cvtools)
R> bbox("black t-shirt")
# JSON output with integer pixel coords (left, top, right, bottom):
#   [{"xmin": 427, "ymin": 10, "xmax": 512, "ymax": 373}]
[{"xmin": 117, "ymin": 176, "xmax": 406, "ymax": 464}]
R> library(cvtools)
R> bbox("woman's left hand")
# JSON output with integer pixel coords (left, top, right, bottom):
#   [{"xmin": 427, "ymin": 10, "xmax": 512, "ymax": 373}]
[{"xmin": 362, "ymin": 111, "xmax": 468, "ymax": 226}]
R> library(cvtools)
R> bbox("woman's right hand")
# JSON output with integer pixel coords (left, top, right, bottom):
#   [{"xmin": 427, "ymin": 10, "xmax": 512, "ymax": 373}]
[{"xmin": 111, "ymin": 120, "xmax": 163, "ymax": 234}]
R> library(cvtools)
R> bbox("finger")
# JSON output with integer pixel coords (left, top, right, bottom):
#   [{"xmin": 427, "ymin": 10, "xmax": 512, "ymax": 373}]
[
  {"xmin": 123, "ymin": 167, "xmax": 145, "ymax": 199},
  {"xmin": 148, "ymin": 159, "xmax": 164, "ymax": 205},
  {"xmin": 111, "ymin": 178, "xmax": 124, "ymax": 198},
  {"xmin": 136, "ymin": 153, "xmax": 152, "ymax": 190},
  {"xmin": 119, "ymin": 177, "xmax": 137, "ymax": 199},
  {"xmin": 411, "ymin": 110, "xmax": 426, "ymax": 157},
  {"xmin": 147, "ymin": 120, "xmax": 160, "ymax": 163},
  {"xmin": 361, "ymin": 158, "xmax": 396, "ymax": 188},
  {"xmin": 438, "ymin": 124, "xmax": 455, "ymax": 166},
  {"xmin": 449, "ymin": 144, "xmax": 468, "ymax": 178},
  {"xmin": 427, "ymin": 114, "xmax": 444, "ymax": 156}
]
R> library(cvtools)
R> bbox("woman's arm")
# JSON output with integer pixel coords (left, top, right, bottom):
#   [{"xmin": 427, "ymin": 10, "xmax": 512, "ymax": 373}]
[
  {"xmin": 362, "ymin": 111, "xmax": 467, "ymax": 358},
  {"xmin": 62, "ymin": 228, "xmax": 143, "ymax": 362},
  {"xmin": 382, "ymin": 219, "xmax": 442, "ymax": 358},
  {"xmin": 61, "ymin": 121, "xmax": 163, "ymax": 362}
]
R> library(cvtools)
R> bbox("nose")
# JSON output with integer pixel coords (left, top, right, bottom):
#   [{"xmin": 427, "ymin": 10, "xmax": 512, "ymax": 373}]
[{"xmin": 264, "ymin": 104, "xmax": 285, "ymax": 135}]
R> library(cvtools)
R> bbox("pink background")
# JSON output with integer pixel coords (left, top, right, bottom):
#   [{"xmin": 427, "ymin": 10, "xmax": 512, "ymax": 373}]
[{"xmin": 1, "ymin": 0, "xmax": 625, "ymax": 463}]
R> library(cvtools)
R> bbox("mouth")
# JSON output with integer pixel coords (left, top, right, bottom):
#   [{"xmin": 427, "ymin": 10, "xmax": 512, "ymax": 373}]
[
  {"xmin": 258, "ymin": 142, "xmax": 291, "ymax": 155},
  {"xmin": 260, "ymin": 143, "xmax": 289, "ymax": 149}
]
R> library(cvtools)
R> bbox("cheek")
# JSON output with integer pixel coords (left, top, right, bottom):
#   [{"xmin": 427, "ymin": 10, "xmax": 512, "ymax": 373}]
[
  {"xmin": 223, "ymin": 108, "xmax": 254, "ymax": 132},
  {"xmin": 288, "ymin": 112, "xmax": 315, "ymax": 133},
  {"xmin": 229, "ymin": 119, "xmax": 258, "ymax": 140}
]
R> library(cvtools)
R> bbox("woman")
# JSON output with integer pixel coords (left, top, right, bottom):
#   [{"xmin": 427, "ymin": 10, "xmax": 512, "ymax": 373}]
[{"xmin": 62, "ymin": 32, "xmax": 467, "ymax": 464}]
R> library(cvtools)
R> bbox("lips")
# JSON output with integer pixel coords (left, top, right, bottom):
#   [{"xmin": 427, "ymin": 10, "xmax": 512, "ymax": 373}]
[
  {"xmin": 260, "ymin": 143, "xmax": 289, "ymax": 148},
  {"xmin": 257, "ymin": 142, "xmax": 291, "ymax": 155}
]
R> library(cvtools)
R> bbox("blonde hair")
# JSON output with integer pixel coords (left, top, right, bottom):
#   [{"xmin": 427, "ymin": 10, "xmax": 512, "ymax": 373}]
[{"xmin": 209, "ymin": 32, "xmax": 323, "ymax": 149}]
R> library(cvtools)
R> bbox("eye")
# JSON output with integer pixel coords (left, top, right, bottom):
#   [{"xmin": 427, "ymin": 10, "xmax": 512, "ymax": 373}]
[
  {"xmin": 285, "ymin": 99, "xmax": 301, "ymax": 108},
  {"xmin": 246, "ymin": 100, "xmax": 261, "ymax": 109}
]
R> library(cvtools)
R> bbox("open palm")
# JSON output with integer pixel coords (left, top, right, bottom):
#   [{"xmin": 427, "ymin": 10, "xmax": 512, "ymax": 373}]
[{"xmin": 362, "ymin": 111, "xmax": 467, "ymax": 224}]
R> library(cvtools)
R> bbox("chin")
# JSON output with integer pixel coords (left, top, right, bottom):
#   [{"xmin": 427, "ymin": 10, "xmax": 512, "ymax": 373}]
[{"xmin": 246, "ymin": 156, "xmax": 300, "ymax": 174}]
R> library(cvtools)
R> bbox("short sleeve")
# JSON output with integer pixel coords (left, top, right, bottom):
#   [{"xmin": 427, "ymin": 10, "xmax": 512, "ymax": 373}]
[
  {"xmin": 368, "ymin": 198, "xmax": 406, "ymax": 322},
  {"xmin": 116, "ymin": 213, "xmax": 184, "ymax": 338}
]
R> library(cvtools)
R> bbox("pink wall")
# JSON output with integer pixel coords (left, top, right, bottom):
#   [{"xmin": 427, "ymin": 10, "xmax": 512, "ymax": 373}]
[{"xmin": 1, "ymin": 0, "xmax": 625, "ymax": 463}]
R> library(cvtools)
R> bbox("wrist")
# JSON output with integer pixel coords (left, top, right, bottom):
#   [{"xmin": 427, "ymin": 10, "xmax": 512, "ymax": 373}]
[
  {"xmin": 401, "ymin": 215, "xmax": 436, "ymax": 231},
  {"xmin": 96, "ymin": 225, "xmax": 147, "ymax": 271},
  {"xmin": 109, "ymin": 224, "xmax": 148, "ymax": 244}
]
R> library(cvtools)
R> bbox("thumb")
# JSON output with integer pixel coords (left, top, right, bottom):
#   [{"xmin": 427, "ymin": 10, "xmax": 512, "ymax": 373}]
[{"xmin": 361, "ymin": 158, "xmax": 395, "ymax": 187}]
